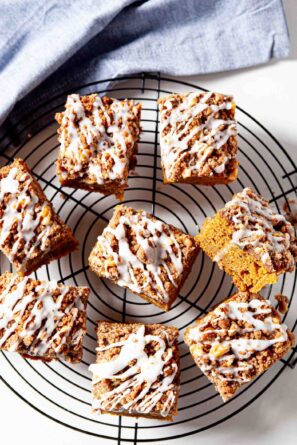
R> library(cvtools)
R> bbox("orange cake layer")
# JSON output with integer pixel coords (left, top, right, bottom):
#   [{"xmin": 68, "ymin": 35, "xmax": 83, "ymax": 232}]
[
  {"xmin": 197, "ymin": 188, "xmax": 297, "ymax": 292},
  {"xmin": 197, "ymin": 213, "xmax": 279, "ymax": 292}
]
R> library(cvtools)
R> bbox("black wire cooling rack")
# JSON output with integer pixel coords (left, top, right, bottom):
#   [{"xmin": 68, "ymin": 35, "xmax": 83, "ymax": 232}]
[{"xmin": 0, "ymin": 73, "xmax": 297, "ymax": 443}]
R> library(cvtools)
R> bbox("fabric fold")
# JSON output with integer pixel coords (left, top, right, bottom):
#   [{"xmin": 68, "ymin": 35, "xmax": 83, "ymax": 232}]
[{"xmin": 0, "ymin": 0, "xmax": 290, "ymax": 133}]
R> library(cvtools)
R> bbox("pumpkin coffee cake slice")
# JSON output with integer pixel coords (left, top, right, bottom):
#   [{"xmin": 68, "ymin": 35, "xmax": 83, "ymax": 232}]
[
  {"xmin": 89, "ymin": 205, "xmax": 199, "ymax": 311},
  {"xmin": 56, "ymin": 94, "xmax": 141, "ymax": 199},
  {"xmin": 89, "ymin": 321, "xmax": 180, "ymax": 420},
  {"xmin": 158, "ymin": 91, "xmax": 238, "ymax": 185},
  {"xmin": 197, "ymin": 187, "xmax": 297, "ymax": 292},
  {"xmin": 184, "ymin": 292, "xmax": 295, "ymax": 401},
  {"xmin": 0, "ymin": 159, "xmax": 78, "ymax": 275},
  {"xmin": 0, "ymin": 272, "xmax": 89, "ymax": 362}
]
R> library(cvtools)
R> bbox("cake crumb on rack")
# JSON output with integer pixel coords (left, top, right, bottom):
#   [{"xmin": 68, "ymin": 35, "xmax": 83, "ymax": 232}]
[{"xmin": 275, "ymin": 293, "xmax": 289, "ymax": 314}]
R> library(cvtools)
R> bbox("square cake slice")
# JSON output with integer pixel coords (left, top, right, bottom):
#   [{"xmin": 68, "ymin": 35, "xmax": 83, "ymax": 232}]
[
  {"xmin": 197, "ymin": 187, "xmax": 297, "ymax": 292},
  {"xmin": 56, "ymin": 94, "xmax": 141, "ymax": 199},
  {"xmin": 0, "ymin": 159, "xmax": 78, "ymax": 275},
  {"xmin": 89, "ymin": 321, "xmax": 180, "ymax": 420},
  {"xmin": 158, "ymin": 92, "xmax": 238, "ymax": 185},
  {"xmin": 88, "ymin": 205, "xmax": 199, "ymax": 311},
  {"xmin": 0, "ymin": 272, "xmax": 90, "ymax": 362},
  {"xmin": 184, "ymin": 292, "xmax": 295, "ymax": 401}
]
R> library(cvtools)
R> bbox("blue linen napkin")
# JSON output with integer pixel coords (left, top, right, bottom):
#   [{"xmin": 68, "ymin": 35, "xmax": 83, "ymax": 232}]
[{"xmin": 0, "ymin": 0, "xmax": 290, "ymax": 131}]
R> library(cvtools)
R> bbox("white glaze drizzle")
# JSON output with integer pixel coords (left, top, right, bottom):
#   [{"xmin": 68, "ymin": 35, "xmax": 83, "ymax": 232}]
[
  {"xmin": 0, "ymin": 167, "xmax": 53, "ymax": 271},
  {"xmin": 159, "ymin": 92, "xmax": 237, "ymax": 179},
  {"xmin": 58, "ymin": 94, "xmax": 139, "ymax": 184},
  {"xmin": 215, "ymin": 187, "xmax": 296, "ymax": 271},
  {"xmin": 187, "ymin": 297, "xmax": 288, "ymax": 383},
  {"xmin": 97, "ymin": 208, "xmax": 183, "ymax": 302},
  {"xmin": 89, "ymin": 325, "xmax": 178, "ymax": 417},
  {"xmin": 0, "ymin": 275, "xmax": 85, "ymax": 356}
]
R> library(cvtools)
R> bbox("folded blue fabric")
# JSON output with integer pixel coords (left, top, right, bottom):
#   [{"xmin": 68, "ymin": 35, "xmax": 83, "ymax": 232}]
[{"xmin": 0, "ymin": 0, "xmax": 290, "ymax": 129}]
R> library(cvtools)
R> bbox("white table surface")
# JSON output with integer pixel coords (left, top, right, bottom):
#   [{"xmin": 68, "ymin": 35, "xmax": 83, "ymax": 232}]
[{"xmin": 1, "ymin": 0, "xmax": 297, "ymax": 443}]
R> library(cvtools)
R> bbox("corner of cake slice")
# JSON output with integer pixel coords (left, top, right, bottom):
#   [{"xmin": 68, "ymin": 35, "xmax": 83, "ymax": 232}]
[{"xmin": 184, "ymin": 291, "xmax": 295, "ymax": 401}]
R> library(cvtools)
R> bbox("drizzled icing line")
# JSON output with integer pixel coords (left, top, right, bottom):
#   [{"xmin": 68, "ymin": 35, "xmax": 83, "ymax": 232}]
[
  {"xmin": 159, "ymin": 92, "xmax": 237, "ymax": 179},
  {"xmin": 216, "ymin": 187, "xmax": 296, "ymax": 272},
  {"xmin": 187, "ymin": 297, "xmax": 289, "ymax": 384},
  {"xmin": 0, "ymin": 165, "xmax": 52, "ymax": 271},
  {"xmin": 0, "ymin": 275, "xmax": 86, "ymax": 357},
  {"xmin": 57, "ymin": 94, "xmax": 140, "ymax": 185},
  {"xmin": 96, "ymin": 207, "xmax": 184, "ymax": 302},
  {"xmin": 89, "ymin": 325, "xmax": 178, "ymax": 417}
]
